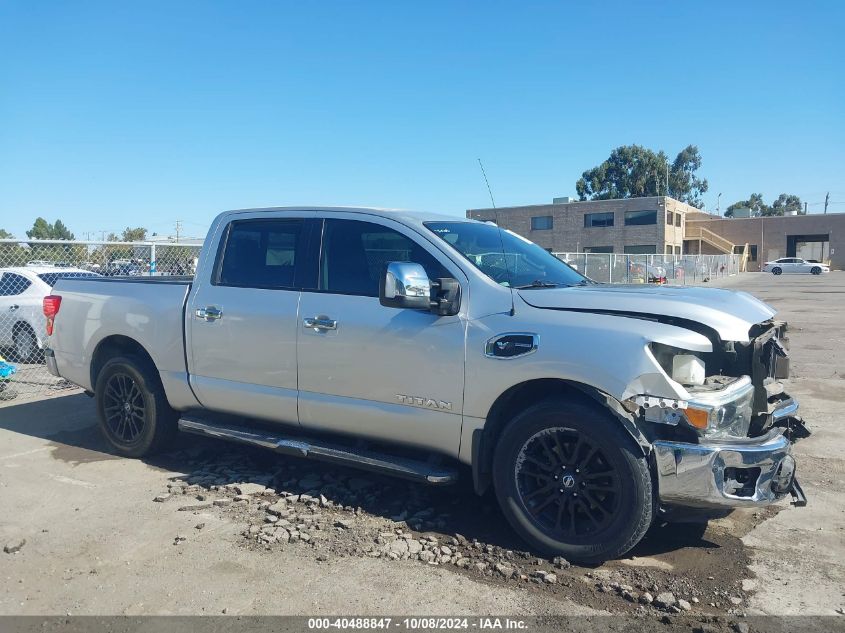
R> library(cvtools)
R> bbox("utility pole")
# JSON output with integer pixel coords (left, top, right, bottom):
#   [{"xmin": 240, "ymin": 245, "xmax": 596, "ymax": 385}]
[
  {"xmin": 175, "ymin": 220, "xmax": 182, "ymax": 243},
  {"xmin": 716, "ymin": 193, "xmax": 722, "ymax": 216},
  {"xmin": 825, "ymin": 192, "xmax": 830, "ymax": 214},
  {"xmin": 804, "ymin": 202, "xmax": 808, "ymax": 215}
]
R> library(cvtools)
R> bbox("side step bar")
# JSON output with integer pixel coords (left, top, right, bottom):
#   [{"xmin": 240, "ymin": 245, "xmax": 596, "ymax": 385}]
[{"xmin": 178, "ymin": 416, "xmax": 458, "ymax": 485}]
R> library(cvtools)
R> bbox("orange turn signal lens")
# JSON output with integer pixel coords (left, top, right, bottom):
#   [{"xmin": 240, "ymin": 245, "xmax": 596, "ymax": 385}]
[{"xmin": 685, "ymin": 408, "xmax": 710, "ymax": 430}]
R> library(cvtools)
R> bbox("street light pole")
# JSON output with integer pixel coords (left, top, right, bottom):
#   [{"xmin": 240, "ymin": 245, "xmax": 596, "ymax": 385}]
[{"xmin": 716, "ymin": 193, "xmax": 722, "ymax": 216}]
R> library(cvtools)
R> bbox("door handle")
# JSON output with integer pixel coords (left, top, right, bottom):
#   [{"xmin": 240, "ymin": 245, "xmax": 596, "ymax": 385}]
[
  {"xmin": 303, "ymin": 316, "xmax": 337, "ymax": 331},
  {"xmin": 9, "ymin": 305, "xmax": 19, "ymax": 311},
  {"xmin": 195, "ymin": 306, "xmax": 223, "ymax": 321}
]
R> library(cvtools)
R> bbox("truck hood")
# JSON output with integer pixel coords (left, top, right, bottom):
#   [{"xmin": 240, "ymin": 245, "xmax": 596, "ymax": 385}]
[{"xmin": 517, "ymin": 284, "xmax": 776, "ymax": 342}]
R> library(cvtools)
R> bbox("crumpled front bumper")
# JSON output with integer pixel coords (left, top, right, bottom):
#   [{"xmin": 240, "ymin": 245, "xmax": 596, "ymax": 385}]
[{"xmin": 653, "ymin": 399, "xmax": 807, "ymax": 509}]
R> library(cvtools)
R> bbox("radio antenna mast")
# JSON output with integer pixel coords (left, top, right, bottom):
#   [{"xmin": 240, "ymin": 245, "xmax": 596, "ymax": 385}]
[{"xmin": 477, "ymin": 158, "xmax": 496, "ymax": 208}]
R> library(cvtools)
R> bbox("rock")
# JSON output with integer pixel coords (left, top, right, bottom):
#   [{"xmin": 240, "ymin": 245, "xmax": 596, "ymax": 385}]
[
  {"xmin": 177, "ymin": 503, "xmax": 212, "ymax": 511},
  {"xmin": 729, "ymin": 596, "xmax": 743, "ymax": 606},
  {"xmin": 677, "ymin": 599, "xmax": 691, "ymax": 611},
  {"xmin": 234, "ymin": 483, "xmax": 268, "ymax": 496},
  {"xmin": 213, "ymin": 499, "xmax": 232, "ymax": 507},
  {"xmin": 639, "ymin": 592, "xmax": 654, "ymax": 605},
  {"xmin": 267, "ymin": 502, "xmax": 289, "ymax": 516},
  {"xmin": 173, "ymin": 535, "xmax": 187, "ymax": 545},
  {"xmin": 334, "ymin": 519, "xmax": 354, "ymax": 530},
  {"xmin": 741, "ymin": 579, "xmax": 757, "ymax": 592},
  {"xmin": 407, "ymin": 539, "xmax": 423, "ymax": 555},
  {"xmin": 440, "ymin": 546, "xmax": 453, "ymax": 556},
  {"xmin": 387, "ymin": 539, "xmax": 409, "ymax": 557},
  {"xmin": 731, "ymin": 623, "xmax": 750, "ymax": 633},
  {"xmin": 474, "ymin": 562, "xmax": 487, "ymax": 572},
  {"xmin": 234, "ymin": 495, "xmax": 250, "ymax": 502},
  {"xmin": 195, "ymin": 523, "xmax": 205, "ymax": 530},
  {"xmin": 418, "ymin": 550, "xmax": 436, "ymax": 563},
  {"xmin": 654, "ymin": 592, "xmax": 677, "ymax": 609},
  {"xmin": 494, "ymin": 563, "xmax": 515, "ymax": 579},
  {"xmin": 3, "ymin": 539, "xmax": 26, "ymax": 554},
  {"xmin": 552, "ymin": 556, "xmax": 570, "ymax": 569},
  {"xmin": 153, "ymin": 494, "xmax": 171, "ymax": 502},
  {"xmin": 543, "ymin": 573, "xmax": 557, "ymax": 584},
  {"xmin": 265, "ymin": 514, "xmax": 279, "ymax": 523}
]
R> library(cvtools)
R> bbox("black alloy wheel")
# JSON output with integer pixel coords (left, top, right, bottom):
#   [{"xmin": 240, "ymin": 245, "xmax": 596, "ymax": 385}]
[
  {"xmin": 102, "ymin": 371, "xmax": 147, "ymax": 444},
  {"xmin": 514, "ymin": 427, "xmax": 621, "ymax": 539}
]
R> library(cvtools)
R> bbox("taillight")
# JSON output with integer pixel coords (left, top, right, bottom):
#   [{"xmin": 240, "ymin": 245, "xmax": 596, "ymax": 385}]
[{"xmin": 43, "ymin": 295, "xmax": 62, "ymax": 336}]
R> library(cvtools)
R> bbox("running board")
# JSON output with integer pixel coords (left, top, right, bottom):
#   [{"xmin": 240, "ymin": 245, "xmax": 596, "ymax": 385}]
[{"xmin": 177, "ymin": 416, "xmax": 458, "ymax": 485}]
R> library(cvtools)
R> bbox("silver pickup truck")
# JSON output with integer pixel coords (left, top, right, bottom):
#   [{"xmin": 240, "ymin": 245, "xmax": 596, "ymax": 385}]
[{"xmin": 44, "ymin": 207, "xmax": 808, "ymax": 562}]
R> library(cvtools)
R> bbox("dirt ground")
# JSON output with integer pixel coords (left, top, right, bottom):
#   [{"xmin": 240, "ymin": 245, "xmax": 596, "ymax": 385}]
[{"xmin": 0, "ymin": 272, "xmax": 843, "ymax": 625}]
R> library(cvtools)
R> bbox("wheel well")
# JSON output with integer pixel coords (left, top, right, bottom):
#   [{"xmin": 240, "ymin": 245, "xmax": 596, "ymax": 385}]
[
  {"xmin": 90, "ymin": 335, "xmax": 156, "ymax": 388},
  {"xmin": 471, "ymin": 378, "xmax": 648, "ymax": 496}
]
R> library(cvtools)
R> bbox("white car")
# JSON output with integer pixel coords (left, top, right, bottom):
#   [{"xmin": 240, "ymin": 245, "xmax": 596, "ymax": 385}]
[
  {"xmin": 762, "ymin": 258, "xmax": 830, "ymax": 276},
  {"xmin": 0, "ymin": 266, "xmax": 100, "ymax": 361}
]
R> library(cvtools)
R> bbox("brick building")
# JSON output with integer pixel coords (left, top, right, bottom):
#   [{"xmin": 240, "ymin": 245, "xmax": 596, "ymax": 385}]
[
  {"xmin": 466, "ymin": 196, "xmax": 700, "ymax": 256},
  {"xmin": 467, "ymin": 196, "xmax": 844, "ymax": 271}
]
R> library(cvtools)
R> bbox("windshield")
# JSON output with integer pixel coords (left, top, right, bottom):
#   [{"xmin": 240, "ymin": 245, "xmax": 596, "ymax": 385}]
[
  {"xmin": 38, "ymin": 272, "xmax": 100, "ymax": 287},
  {"xmin": 424, "ymin": 221, "xmax": 588, "ymax": 288}
]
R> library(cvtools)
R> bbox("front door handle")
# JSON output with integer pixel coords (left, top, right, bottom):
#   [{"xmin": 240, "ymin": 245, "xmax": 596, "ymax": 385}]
[
  {"xmin": 303, "ymin": 316, "xmax": 337, "ymax": 331},
  {"xmin": 9, "ymin": 305, "xmax": 19, "ymax": 311},
  {"xmin": 195, "ymin": 306, "xmax": 223, "ymax": 321}
]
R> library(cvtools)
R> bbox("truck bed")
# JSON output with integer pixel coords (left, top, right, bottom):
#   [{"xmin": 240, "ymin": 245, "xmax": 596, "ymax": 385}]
[{"xmin": 49, "ymin": 276, "xmax": 194, "ymax": 397}]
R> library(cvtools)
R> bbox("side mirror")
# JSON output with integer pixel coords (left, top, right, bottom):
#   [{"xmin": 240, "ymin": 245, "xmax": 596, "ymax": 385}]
[{"xmin": 379, "ymin": 262, "xmax": 432, "ymax": 310}]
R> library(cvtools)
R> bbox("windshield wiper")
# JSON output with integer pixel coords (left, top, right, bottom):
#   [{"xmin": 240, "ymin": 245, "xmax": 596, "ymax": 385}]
[{"xmin": 514, "ymin": 280, "xmax": 561, "ymax": 289}]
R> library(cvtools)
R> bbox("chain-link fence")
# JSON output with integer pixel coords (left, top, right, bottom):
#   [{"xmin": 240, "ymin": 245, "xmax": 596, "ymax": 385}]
[
  {"xmin": 553, "ymin": 252, "xmax": 743, "ymax": 285},
  {"xmin": 0, "ymin": 239, "xmax": 201, "ymax": 402}
]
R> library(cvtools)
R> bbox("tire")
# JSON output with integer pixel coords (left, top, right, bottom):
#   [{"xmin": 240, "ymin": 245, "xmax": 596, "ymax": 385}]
[
  {"xmin": 492, "ymin": 397, "xmax": 653, "ymax": 563},
  {"xmin": 95, "ymin": 355, "xmax": 178, "ymax": 458},
  {"xmin": 12, "ymin": 323, "xmax": 41, "ymax": 363},
  {"xmin": 772, "ymin": 267, "xmax": 782, "ymax": 275},
  {"xmin": 811, "ymin": 267, "xmax": 821, "ymax": 275}
]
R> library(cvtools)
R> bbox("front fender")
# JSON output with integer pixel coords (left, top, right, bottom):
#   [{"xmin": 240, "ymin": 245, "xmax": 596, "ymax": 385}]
[{"xmin": 464, "ymin": 308, "xmax": 711, "ymax": 421}]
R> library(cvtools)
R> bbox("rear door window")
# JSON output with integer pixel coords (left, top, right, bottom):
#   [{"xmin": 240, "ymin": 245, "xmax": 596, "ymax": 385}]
[{"xmin": 217, "ymin": 219, "xmax": 304, "ymax": 289}]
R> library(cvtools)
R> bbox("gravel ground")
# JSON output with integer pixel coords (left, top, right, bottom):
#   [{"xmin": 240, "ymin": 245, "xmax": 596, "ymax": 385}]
[{"xmin": 0, "ymin": 272, "xmax": 843, "ymax": 628}]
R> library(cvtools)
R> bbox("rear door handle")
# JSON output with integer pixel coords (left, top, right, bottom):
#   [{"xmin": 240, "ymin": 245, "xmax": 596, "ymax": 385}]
[
  {"xmin": 303, "ymin": 317, "xmax": 337, "ymax": 331},
  {"xmin": 9, "ymin": 305, "xmax": 18, "ymax": 311},
  {"xmin": 195, "ymin": 306, "xmax": 223, "ymax": 321}
]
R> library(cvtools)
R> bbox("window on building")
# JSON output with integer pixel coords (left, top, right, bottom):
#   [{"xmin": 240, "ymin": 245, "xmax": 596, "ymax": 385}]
[
  {"xmin": 584, "ymin": 212, "xmax": 614, "ymax": 228},
  {"xmin": 666, "ymin": 211, "xmax": 674, "ymax": 225},
  {"xmin": 584, "ymin": 246, "xmax": 613, "ymax": 253},
  {"xmin": 675, "ymin": 213, "xmax": 682, "ymax": 227},
  {"xmin": 734, "ymin": 244, "xmax": 758, "ymax": 262},
  {"xmin": 665, "ymin": 245, "xmax": 673, "ymax": 255},
  {"xmin": 624, "ymin": 245, "xmax": 657, "ymax": 254},
  {"xmin": 624, "ymin": 210, "xmax": 658, "ymax": 226},
  {"xmin": 675, "ymin": 245, "xmax": 682, "ymax": 255},
  {"xmin": 530, "ymin": 216, "xmax": 553, "ymax": 230}
]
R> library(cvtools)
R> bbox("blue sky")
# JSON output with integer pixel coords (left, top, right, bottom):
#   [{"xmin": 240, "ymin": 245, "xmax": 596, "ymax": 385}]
[{"xmin": 1, "ymin": 1, "xmax": 843, "ymax": 239}]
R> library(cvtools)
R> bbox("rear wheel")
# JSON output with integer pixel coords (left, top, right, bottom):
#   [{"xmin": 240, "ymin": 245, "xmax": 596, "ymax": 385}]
[
  {"xmin": 772, "ymin": 267, "xmax": 782, "ymax": 275},
  {"xmin": 811, "ymin": 266, "xmax": 822, "ymax": 275},
  {"xmin": 12, "ymin": 324, "xmax": 40, "ymax": 363},
  {"xmin": 492, "ymin": 398, "xmax": 653, "ymax": 563},
  {"xmin": 95, "ymin": 355, "xmax": 178, "ymax": 457}
]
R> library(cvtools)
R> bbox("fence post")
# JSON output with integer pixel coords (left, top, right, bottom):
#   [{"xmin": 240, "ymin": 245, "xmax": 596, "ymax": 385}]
[{"xmin": 150, "ymin": 243, "xmax": 156, "ymax": 276}]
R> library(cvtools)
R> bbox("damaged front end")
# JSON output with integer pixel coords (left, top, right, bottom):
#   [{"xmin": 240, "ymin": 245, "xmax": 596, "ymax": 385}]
[{"xmin": 629, "ymin": 320, "xmax": 809, "ymax": 510}]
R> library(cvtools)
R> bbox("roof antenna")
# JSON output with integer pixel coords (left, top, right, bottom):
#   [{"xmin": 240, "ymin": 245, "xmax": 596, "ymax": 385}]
[
  {"xmin": 478, "ymin": 158, "xmax": 515, "ymax": 316},
  {"xmin": 477, "ymin": 158, "xmax": 496, "ymax": 209}
]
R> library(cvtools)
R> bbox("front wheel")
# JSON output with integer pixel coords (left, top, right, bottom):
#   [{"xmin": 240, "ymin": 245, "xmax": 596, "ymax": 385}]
[
  {"xmin": 772, "ymin": 267, "xmax": 782, "ymax": 275},
  {"xmin": 493, "ymin": 398, "xmax": 653, "ymax": 563},
  {"xmin": 95, "ymin": 355, "xmax": 178, "ymax": 458},
  {"xmin": 811, "ymin": 266, "xmax": 822, "ymax": 275}
]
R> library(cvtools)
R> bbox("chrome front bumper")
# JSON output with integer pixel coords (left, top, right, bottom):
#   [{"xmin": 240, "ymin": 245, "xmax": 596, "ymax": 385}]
[{"xmin": 654, "ymin": 427, "xmax": 802, "ymax": 509}]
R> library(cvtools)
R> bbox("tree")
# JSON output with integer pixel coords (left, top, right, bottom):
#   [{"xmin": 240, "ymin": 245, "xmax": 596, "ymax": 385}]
[
  {"xmin": 725, "ymin": 193, "xmax": 769, "ymax": 217},
  {"xmin": 25, "ymin": 217, "xmax": 75, "ymax": 240},
  {"xmin": 121, "ymin": 227, "xmax": 148, "ymax": 242},
  {"xmin": 767, "ymin": 193, "xmax": 803, "ymax": 216},
  {"xmin": 668, "ymin": 145, "xmax": 709, "ymax": 208},
  {"xmin": 0, "ymin": 229, "xmax": 13, "ymax": 239},
  {"xmin": 576, "ymin": 144, "xmax": 708, "ymax": 208}
]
